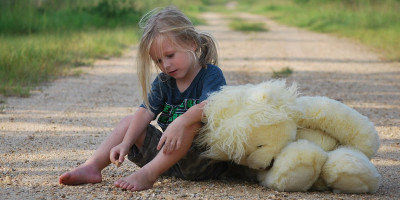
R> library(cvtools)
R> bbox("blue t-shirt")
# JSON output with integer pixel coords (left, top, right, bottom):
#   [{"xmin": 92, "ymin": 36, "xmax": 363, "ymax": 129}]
[{"xmin": 141, "ymin": 64, "xmax": 226, "ymax": 131}]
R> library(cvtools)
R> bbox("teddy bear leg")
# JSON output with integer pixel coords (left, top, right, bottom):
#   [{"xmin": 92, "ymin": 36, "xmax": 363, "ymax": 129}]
[
  {"xmin": 321, "ymin": 147, "xmax": 381, "ymax": 193},
  {"xmin": 245, "ymin": 147, "xmax": 275, "ymax": 170},
  {"xmin": 257, "ymin": 140, "xmax": 328, "ymax": 192}
]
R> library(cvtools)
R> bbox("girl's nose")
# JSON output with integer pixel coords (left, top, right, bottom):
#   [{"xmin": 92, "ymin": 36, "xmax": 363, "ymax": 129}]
[{"xmin": 163, "ymin": 60, "xmax": 171, "ymax": 69}]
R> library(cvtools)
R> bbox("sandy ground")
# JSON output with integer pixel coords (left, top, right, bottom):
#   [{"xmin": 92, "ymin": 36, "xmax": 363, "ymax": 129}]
[{"xmin": 1, "ymin": 12, "xmax": 399, "ymax": 199}]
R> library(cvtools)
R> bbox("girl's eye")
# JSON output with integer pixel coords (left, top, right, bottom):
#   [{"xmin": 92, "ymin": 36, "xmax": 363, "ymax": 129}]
[{"xmin": 167, "ymin": 53, "xmax": 174, "ymax": 58}]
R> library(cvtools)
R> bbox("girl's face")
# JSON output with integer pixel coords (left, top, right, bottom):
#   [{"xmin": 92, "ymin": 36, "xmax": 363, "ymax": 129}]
[{"xmin": 149, "ymin": 36, "xmax": 198, "ymax": 82}]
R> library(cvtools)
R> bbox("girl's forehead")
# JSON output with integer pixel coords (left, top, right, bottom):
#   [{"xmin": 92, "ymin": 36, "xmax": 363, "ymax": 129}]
[
  {"xmin": 151, "ymin": 36, "xmax": 174, "ymax": 52},
  {"xmin": 149, "ymin": 36, "xmax": 181, "ymax": 57}
]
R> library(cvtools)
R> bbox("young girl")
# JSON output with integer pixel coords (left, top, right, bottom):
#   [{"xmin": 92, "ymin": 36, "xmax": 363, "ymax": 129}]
[{"xmin": 59, "ymin": 6, "xmax": 229, "ymax": 191}]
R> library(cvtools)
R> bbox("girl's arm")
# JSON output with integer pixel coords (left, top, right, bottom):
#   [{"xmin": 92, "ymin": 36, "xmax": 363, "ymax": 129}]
[
  {"xmin": 110, "ymin": 107, "xmax": 155, "ymax": 165},
  {"xmin": 157, "ymin": 101, "xmax": 206, "ymax": 154}
]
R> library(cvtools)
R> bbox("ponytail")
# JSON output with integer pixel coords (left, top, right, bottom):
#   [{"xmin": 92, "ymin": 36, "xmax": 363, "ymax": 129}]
[{"xmin": 197, "ymin": 32, "xmax": 218, "ymax": 67}]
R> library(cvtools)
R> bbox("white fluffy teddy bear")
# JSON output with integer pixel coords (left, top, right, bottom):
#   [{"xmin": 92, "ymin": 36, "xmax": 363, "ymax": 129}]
[{"xmin": 197, "ymin": 80, "xmax": 381, "ymax": 193}]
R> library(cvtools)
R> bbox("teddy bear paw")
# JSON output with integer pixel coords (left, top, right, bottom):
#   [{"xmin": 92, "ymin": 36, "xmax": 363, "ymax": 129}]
[
  {"xmin": 257, "ymin": 140, "xmax": 328, "ymax": 191},
  {"xmin": 321, "ymin": 147, "xmax": 381, "ymax": 193}
]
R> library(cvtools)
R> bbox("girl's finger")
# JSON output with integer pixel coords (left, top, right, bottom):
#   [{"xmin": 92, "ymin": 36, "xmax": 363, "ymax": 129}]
[
  {"xmin": 157, "ymin": 136, "xmax": 166, "ymax": 150},
  {"xmin": 166, "ymin": 140, "xmax": 177, "ymax": 154},
  {"xmin": 110, "ymin": 151, "xmax": 117, "ymax": 163},
  {"xmin": 119, "ymin": 153, "xmax": 125, "ymax": 163},
  {"xmin": 163, "ymin": 138, "xmax": 172, "ymax": 153},
  {"xmin": 175, "ymin": 139, "xmax": 182, "ymax": 151},
  {"xmin": 114, "ymin": 160, "xmax": 121, "ymax": 167}
]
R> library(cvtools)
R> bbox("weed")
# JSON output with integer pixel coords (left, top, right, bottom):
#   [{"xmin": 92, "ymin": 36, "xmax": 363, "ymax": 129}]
[
  {"xmin": 0, "ymin": 97, "xmax": 6, "ymax": 113},
  {"xmin": 229, "ymin": 18, "xmax": 268, "ymax": 32},
  {"xmin": 272, "ymin": 67, "xmax": 293, "ymax": 78}
]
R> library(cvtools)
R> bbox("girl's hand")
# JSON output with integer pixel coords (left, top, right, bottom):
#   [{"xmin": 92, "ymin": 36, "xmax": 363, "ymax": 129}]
[
  {"xmin": 158, "ymin": 102, "xmax": 205, "ymax": 154},
  {"xmin": 157, "ymin": 117, "xmax": 201, "ymax": 154},
  {"xmin": 110, "ymin": 142, "xmax": 131, "ymax": 167},
  {"xmin": 157, "ymin": 118, "xmax": 185, "ymax": 154}
]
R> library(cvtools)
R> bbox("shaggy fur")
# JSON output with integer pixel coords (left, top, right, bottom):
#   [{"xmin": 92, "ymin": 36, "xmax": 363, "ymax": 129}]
[
  {"xmin": 243, "ymin": 120, "xmax": 297, "ymax": 169},
  {"xmin": 197, "ymin": 80, "xmax": 298, "ymax": 165},
  {"xmin": 321, "ymin": 147, "xmax": 381, "ymax": 193},
  {"xmin": 296, "ymin": 128, "xmax": 338, "ymax": 151},
  {"xmin": 258, "ymin": 139, "xmax": 328, "ymax": 192},
  {"xmin": 197, "ymin": 80, "xmax": 381, "ymax": 193},
  {"xmin": 294, "ymin": 96, "xmax": 380, "ymax": 158}
]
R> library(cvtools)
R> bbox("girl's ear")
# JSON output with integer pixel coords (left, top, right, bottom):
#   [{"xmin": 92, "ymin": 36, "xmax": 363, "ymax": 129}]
[{"xmin": 190, "ymin": 41, "xmax": 198, "ymax": 52}]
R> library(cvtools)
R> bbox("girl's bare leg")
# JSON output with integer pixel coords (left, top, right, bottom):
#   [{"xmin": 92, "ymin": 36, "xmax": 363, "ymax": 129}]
[
  {"xmin": 59, "ymin": 115, "xmax": 142, "ymax": 185},
  {"xmin": 114, "ymin": 123, "xmax": 200, "ymax": 191}
]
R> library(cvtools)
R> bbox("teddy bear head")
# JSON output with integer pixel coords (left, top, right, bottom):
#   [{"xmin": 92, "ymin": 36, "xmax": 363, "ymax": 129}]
[{"xmin": 197, "ymin": 80, "xmax": 299, "ymax": 169}]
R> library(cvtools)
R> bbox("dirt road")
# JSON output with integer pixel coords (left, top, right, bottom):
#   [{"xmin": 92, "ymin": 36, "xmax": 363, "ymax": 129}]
[{"xmin": 1, "ymin": 12, "xmax": 399, "ymax": 199}]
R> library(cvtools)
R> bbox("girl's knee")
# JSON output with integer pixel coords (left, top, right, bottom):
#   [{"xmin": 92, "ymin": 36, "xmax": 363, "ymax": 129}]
[{"xmin": 112, "ymin": 115, "xmax": 134, "ymax": 136}]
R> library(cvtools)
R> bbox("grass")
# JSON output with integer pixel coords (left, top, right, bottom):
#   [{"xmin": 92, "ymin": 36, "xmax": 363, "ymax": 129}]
[
  {"xmin": 229, "ymin": 18, "xmax": 268, "ymax": 32},
  {"xmin": 0, "ymin": 105, "xmax": 5, "ymax": 114},
  {"xmin": 231, "ymin": 0, "xmax": 400, "ymax": 61},
  {"xmin": 0, "ymin": 0, "xmax": 208, "ymax": 97},
  {"xmin": 272, "ymin": 67, "xmax": 293, "ymax": 78},
  {"xmin": 0, "ymin": 96, "xmax": 5, "ymax": 113},
  {"xmin": 0, "ymin": 28, "xmax": 138, "ymax": 96},
  {"xmin": 0, "ymin": 0, "xmax": 143, "ymax": 97},
  {"xmin": 3, "ymin": 0, "xmax": 399, "ymax": 97}
]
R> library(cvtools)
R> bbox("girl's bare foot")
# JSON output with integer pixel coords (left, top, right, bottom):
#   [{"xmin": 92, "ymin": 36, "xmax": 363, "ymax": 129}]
[
  {"xmin": 114, "ymin": 168, "xmax": 157, "ymax": 191},
  {"xmin": 59, "ymin": 163, "xmax": 102, "ymax": 185}
]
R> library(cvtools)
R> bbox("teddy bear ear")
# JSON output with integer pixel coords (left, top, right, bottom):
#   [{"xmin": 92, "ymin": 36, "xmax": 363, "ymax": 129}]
[{"xmin": 245, "ymin": 80, "xmax": 299, "ymax": 106}]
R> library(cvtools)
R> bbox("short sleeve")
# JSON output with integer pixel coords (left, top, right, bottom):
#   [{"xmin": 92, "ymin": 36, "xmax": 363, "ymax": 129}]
[
  {"xmin": 140, "ymin": 75, "xmax": 166, "ymax": 116},
  {"xmin": 199, "ymin": 66, "xmax": 226, "ymax": 102}
]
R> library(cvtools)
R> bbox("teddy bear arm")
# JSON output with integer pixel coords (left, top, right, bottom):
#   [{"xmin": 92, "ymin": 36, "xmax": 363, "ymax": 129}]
[{"xmin": 246, "ymin": 146, "xmax": 275, "ymax": 170}]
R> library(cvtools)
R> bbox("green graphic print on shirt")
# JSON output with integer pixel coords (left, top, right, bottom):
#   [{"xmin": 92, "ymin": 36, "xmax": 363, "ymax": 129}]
[{"xmin": 158, "ymin": 99, "xmax": 200, "ymax": 130}]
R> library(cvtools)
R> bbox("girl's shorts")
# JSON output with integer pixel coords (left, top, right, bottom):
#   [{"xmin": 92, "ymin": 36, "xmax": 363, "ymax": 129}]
[{"xmin": 127, "ymin": 124, "xmax": 229, "ymax": 180}]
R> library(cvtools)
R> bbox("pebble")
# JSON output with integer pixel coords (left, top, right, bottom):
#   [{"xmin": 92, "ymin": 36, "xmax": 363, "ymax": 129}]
[{"xmin": 1, "ymin": 11, "xmax": 399, "ymax": 200}]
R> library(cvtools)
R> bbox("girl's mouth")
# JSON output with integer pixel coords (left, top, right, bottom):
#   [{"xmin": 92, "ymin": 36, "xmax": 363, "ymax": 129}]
[{"xmin": 168, "ymin": 70, "xmax": 177, "ymax": 75}]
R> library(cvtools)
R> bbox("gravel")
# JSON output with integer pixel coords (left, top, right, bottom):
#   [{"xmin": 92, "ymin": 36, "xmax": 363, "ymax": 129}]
[{"xmin": 1, "ymin": 12, "xmax": 399, "ymax": 199}]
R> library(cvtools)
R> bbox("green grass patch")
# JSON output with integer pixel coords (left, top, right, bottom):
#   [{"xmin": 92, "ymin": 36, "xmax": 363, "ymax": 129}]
[
  {"xmin": 0, "ymin": 28, "xmax": 138, "ymax": 96},
  {"xmin": 0, "ymin": 105, "xmax": 6, "ymax": 114},
  {"xmin": 272, "ymin": 67, "xmax": 293, "ymax": 78},
  {"xmin": 0, "ymin": 0, "xmax": 209, "ymax": 97},
  {"xmin": 231, "ymin": 0, "xmax": 400, "ymax": 61},
  {"xmin": 229, "ymin": 18, "xmax": 268, "ymax": 32}
]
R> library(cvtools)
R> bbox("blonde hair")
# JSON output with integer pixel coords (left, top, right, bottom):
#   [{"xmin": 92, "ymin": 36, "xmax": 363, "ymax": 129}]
[{"xmin": 137, "ymin": 6, "xmax": 218, "ymax": 108}]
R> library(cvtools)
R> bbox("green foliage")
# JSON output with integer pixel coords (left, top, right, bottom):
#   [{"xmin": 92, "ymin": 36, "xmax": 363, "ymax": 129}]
[
  {"xmin": 0, "ymin": 104, "xmax": 5, "ymax": 113},
  {"xmin": 0, "ymin": 28, "xmax": 138, "ymax": 96},
  {"xmin": 89, "ymin": 0, "xmax": 140, "ymax": 18},
  {"xmin": 0, "ymin": 0, "xmax": 143, "ymax": 35},
  {"xmin": 233, "ymin": 0, "xmax": 400, "ymax": 61},
  {"xmin": 0, "ymin": 0, "xmax": 208, "ymax": 96},
  {"xmin": 229, "ymin": 18, "xmax": 268, "ymax": 32}
]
